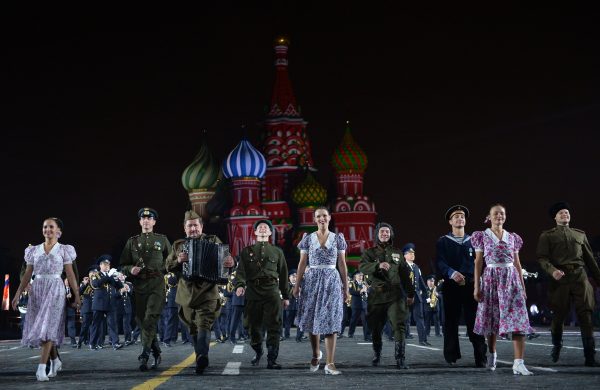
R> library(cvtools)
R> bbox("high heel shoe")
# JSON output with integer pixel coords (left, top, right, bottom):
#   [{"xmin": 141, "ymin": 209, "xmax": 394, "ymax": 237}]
[
  {"xmin": 512, "ymin": 361, "xmax": 533, "ymax": 376},
  {"xmin": 310, "ymin": 350, "xmax": 323, "ymax": 372},
  {"xmin": 324, "ymin": 363, "xmax": 341, "ymax": 375},
  {"xmin": 36, "ymin": 364, "xmax": 49, "ymax": 382},
  {"xmin": 48, "ymin": 358, "xmax": 62, "ymax": 377},
  {"xmin": 486, "ymin": 352, "xmax": 497, "ymax": 371}
]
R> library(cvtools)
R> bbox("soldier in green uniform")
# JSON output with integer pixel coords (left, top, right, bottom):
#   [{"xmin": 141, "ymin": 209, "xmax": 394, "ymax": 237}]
[
  {"xmin": 119, "ymin": 207, "xmax": 172, "ymax": 371},
  {"xmin": 235, "ymin": 219, "xmax": 289, "ymax": 369},
  {"xmin": 165, "ymin": 210, "xmax": 234, "ymax": 375},
  {"xmin": 537, "ymin": 202, "xmax": 600, "ymax": 367},
  {"xmin": 360, "ymin": 222, "xmax": 415, "ymax": 369}
]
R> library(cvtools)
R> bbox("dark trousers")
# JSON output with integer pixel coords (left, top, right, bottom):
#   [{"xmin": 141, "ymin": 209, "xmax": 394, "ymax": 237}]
[
  {"xmin": 283, "ymin": 309, "xmax": 296, "ymax": 338},
  {"xmin": 406, "ymin": 301, "xmax": 427, "ymax": 342},
  {"xmin": 218, "ymin": 307, "xmax": 230, "ymax": 338},
  {"xmin": 442, "ymin": 280, "xmax": 486, "ymax": 364},
  {"xmin": 164, "ymin": 306, "xmax": 179, "ymax": 343},
  {"xmin": 349, "ymin": 307, "xmax": 370, "ymax": 339},
  {"xmin": 340, "ymin": 305, "xmax": 351, "ymax": 335},
  {"xmin": 229, "ymin": 305, "xmax": 245, "ymax": 341},
  {"xmin": 246, "ymin": 297, "xmax": 282, "ymax": 348},
  {"xmin": 367, "ymin": 299, "xmax": 408, "ymax": 346},
  {"xmin": 91, "ymin": 310, "xmax": 119, "ymax": 346},
  {"xmin": 425, "ymin": 308, "xmax": 441, "ymax": 336},
  {"xmin": 122, "ymin": 312, "xmax": 133, "ymax": 341},
  {"xmin": 66, "ymin": 315, "xmax": 77, "ymax": 342},
  {"xmin": 179, "ymin": 320, "xmax": 190, "ymax": 342},
  {"xmin": 79, "ymin": 312, "xmax": 92, "ymax": 344}
]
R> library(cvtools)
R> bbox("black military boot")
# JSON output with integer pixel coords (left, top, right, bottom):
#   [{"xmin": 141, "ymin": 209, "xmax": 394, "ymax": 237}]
[
  {"xmin": 267, "ymin": 345, "xmax": 282, "ymax": 369},
  {"xmin": 395, "ymin": 341, "xmax": 409, "ymax": 369},
  {"xmin": 551, "ymin": 331, "xmax": 563, "ymax": 363},
  {"xmin": 372, "ymin": 342, "xmax": 382, "ymax": 366},
  {"xmin": 251, "ymin": 344, "xmax": 264, "ymax": 366},
  {"xmin": 138, "ymin": 347, "xmax": 151, "ymax": 372},
  {"xmin": 195, "ymin": 330, "xmax": 211, "ymax": 375},
  {"xmin": 150, "ymin": 338, "xmax": 162, "ymax": 369},
  {"xmin": 474, "ymin": 342, "xmax": 488, "ymax": 368},
  {"xmin": 582, "ymin": 336, "xmax": 600, "ymax": 367}
]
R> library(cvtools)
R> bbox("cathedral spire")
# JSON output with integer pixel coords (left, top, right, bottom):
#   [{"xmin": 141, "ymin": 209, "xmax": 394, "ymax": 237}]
[{"xmin": 268, "ymin": 37, "xmax": 300, "ymax": 118}]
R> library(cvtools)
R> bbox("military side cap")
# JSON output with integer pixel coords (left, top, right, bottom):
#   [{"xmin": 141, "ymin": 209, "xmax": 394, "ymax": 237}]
[
  {"xmin": 445, "ymin": 205, "xmax": 470, "ymax": 220},
  {"xmin": 138, "ymin": 207, "xmax": 158, "ymax": 219},
  {"xmin": 402, "ymin": 243, "xmax": 416, "ymax": 254},
  {"xmin": 97, "ymin": 254, "xmax": 112, "ymax": 265},
  {"xmin": 184, "ymin": 210, "xmax": 202, "ymax": 223},
  {"xmin": 253, "ymin": 219, "xmax": 274, "ymax": 232},
  {"xmin": 288, "ymin": 268, "xmax": 297, "ymax": 276},
  {"xmin": 549, "ymin": 201, "xmax": 571, "ymax": 219}
]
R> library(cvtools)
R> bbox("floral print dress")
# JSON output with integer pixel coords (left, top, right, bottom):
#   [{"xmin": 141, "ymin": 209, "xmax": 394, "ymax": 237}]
[{"xmin": 472, "ymin": 229, "xmax": 532, "ymax": 337}]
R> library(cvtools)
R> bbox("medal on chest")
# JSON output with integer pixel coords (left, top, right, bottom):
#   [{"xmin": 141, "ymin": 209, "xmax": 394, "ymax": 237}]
[{"xmin": 391, "ymin": 253, "xmax": 400, "ymax": 264}]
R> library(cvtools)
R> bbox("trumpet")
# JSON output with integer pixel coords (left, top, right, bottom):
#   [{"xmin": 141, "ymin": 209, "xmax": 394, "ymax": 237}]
[{"xmin": 522, "ymin": 269, "xmax": 538, "ymax": 280}]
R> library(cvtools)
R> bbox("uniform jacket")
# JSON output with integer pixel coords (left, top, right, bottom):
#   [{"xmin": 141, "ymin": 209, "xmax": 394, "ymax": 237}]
[
  {"xmin": 120, "ymin": 232, "xmax": 172, "ymax": 292},
  {"xmin": 91, "ymin": 272, "xmax": 123, "ymax": 312},
  {"xmin": 235, "ymin": 241, "xmax": 289, "ymax": 301},
  {"xmin": 435, "ymin": 234, "xmax": 476, "ymax": 280},
  {"xmin": 408, "ymin": 262, "xmax": 427, "ymax": 303},
  {"xmin": 359, "ymin": 243, "xmax": 415, "ymax": 305}
]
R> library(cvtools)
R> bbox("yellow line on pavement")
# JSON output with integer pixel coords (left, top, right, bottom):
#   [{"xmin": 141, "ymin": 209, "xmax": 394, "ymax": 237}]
[{"xmin": 131, "ymin": 352, "xmax": 196, "ymax": 390}]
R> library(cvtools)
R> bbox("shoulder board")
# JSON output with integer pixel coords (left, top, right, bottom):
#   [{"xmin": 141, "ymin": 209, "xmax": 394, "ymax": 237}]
[
  {"xmin": 542, "ymin": 228, "xmax": 557, "ymax": 234},
  {"xmin": 153, "ymin": 233, "xmax": 167, "ymax": 238},
  {"xmin": 129, "ymin": 234, "xmax": 140, "ymax": 240},
  {"xmin": 572, "ymin": 228, "xmax": 586, "ymax": 234}
]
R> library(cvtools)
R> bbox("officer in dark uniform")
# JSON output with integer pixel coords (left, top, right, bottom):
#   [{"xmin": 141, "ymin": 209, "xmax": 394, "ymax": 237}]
[
  {"xmin": 90, "ymin": 255, "xmax": 124, "ymax": 350},
  {"xmin": 436, "ymin": 205, "xmax": 487, "ymax": 367},
  {"xmin": 120, "ymin": 207, "xmax": 172, "ymax": 371},
  {"xmin": 162, "ymin": 272, "xmax": 179, "ymax": 347},
  {"xmin": 165, "ymin": 210, "xmax": 234, "ymax": 375},
  {"xmin": 360, "ymin": 222, "xmax": 415, "ymax": 369},
  {"xmin": 228, "ymin": 271, "xmax": 246, "ymax": 344},
  {"xmin": 537, "ymin": 201, "xmax": 600, "ymax": 366},
  {"xmin": 283, "ymin": 269, "xmax": 303, "ymax": 341},
  {"xmin": 348, "ymin": 271, "xmax": 371, "ymax": 340},
  {"xmin": 64, "ymin": 277, "xmax": 77, "ymax": 346},
  {"xmin": 117, "ymin": 273, "xmax": 134, "ymax": 346},
  {"xmin": 77, "ymin": 266, "xmax": 96, "ymax": 348},
  {"xmin": 424, "ymin": 275, "xmax": 441, "ymax": 337},
  {"xmin": 403, "ymin": 243, "xmax": 429, "ymax": 346},
  {"xmin": 235, "ymin": 219, "xmax": 289, "ymax": 369}
]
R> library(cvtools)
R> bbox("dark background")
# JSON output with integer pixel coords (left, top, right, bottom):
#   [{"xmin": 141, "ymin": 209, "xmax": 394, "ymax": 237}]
[{"xmin": 2, "ymin": 5, "xmax": 600, "ymax": 306}]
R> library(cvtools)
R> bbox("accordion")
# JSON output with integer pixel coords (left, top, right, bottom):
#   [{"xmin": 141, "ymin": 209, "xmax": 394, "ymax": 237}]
[{"xmin": 182, "ymin": 238, "xmax": 230, "ymax": 284}]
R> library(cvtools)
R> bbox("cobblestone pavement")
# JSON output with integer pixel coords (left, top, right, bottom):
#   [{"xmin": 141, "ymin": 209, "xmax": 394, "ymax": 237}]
[{"xmin": 1, "ymin": 326, "xmax": 599, "ymax": 389}]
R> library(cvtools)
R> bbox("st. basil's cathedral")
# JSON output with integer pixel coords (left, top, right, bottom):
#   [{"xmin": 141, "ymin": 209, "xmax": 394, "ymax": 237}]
[{"xmin": 180, "ymin": 38, "xmax": 377, "ymax": 269}]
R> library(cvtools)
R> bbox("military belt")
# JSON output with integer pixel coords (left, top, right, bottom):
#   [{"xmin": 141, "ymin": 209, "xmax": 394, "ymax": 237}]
[{"xmin": 250, "ymin": 277, "xmax": 277, "ymax": 286}]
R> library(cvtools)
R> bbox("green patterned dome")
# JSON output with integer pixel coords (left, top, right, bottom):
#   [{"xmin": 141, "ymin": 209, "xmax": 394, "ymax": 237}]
[
  {"xmin": 331, "ymin": 123, "xmax": 368, "ymax": 174},
  {"xmin": 291, "ymin": 173, "xmax": 327, "ymax": 207},
  {"xmin": 182, "ymin": 140, "xmax": 221, "ymax": 191}
]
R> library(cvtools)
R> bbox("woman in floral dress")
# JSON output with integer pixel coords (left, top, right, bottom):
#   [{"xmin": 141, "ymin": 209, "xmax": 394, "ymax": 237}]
[
  {"xmin": 293, "ymin": 207, "xmax": 349, "ymax": 375},
  {"xmin": 472, "ymin": 204, "xmax": 533, "ymax": 375},
  {"xmin": 12, "ymin": 217, "xmax": 81, "ymax": 382}
]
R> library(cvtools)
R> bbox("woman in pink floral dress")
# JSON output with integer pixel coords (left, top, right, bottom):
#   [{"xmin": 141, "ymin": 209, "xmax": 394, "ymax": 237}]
[
  {"xmin": 12, "ymin": 217, "xmax": 81, "ymax": 382},
  {"xmin": 472, "ymin": 204, "xmax": 533, "ymax": 376}
]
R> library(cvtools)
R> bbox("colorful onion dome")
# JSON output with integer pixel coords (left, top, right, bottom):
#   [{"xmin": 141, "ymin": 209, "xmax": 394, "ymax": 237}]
[
  {"xmin": 291, "ymin": 172, "xmax": 327, "ymax": 207},
  {"xmin": 181, "ymin": 140, "xmax": 221, "ymax": 191},
  {"xmin": 331, "ymin": 123, "xmax": 368, "ymax": 174},
  {"xmin": 222, "ymin": 138, "xmax": 267, "ymax": 179}
]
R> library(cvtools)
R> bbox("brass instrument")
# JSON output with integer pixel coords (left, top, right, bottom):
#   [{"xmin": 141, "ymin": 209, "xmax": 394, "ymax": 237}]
[
  {"xmin": 89, "ymin": 270, "xmax": 101, "ymax": 290},
  {"xmin": 165, "ymin": 272, "xmax": 177, "ymax": 302},
  {"xmin": 429, "ymin": 284, "xmax": 438, "ymax": 309},
  {"xmin": 522, "ymin": 269, "xmax": 538, "ymax": 280}
]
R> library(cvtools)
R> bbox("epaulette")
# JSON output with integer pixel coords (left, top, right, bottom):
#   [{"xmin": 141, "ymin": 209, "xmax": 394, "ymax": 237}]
[
  {"xmin": 153, "ymin": 233, "xmax": 167, "ymax": 238},
  {"xmin": 129, "ymin": 234, "xmax": 140, "ymax": 240},
  {"xmin": 572, "ymin": 228, "xmax": 586, "ymax": 234},
  {"xmin": 541, "ymin": 227, "xmax": 557, "ymax": 234}
]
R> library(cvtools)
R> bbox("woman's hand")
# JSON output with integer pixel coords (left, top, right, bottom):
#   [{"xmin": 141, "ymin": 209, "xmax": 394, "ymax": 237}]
[
  {"xmin": 473, "ymin": 286, "xmax": 482, "ymax": 302},
  {"xmin": 73, "ymin": 295, "xmax": 82, "ymax": 309},
  {"xmin": 342, "ymin": 286, "xmax": 350, "ymax": 302},
  {"xmin": 11, "ymin": 294, "xmax": 20, "ymax": 311}
]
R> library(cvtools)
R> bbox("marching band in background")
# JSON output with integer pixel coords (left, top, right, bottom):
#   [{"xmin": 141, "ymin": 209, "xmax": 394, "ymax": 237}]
[{"xmin": 13, "ymin": 201, "xmax": 600, "ymax": 381}]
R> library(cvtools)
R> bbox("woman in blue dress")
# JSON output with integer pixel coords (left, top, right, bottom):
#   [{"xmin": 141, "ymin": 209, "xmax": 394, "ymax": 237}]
[{"xmin": 293, "ymin": 207, "xmax": 349, "ymax": 375}]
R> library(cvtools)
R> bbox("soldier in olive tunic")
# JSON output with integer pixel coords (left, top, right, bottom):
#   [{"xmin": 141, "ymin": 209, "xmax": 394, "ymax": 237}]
[
  {"xmin": 120, "ymin": 207, "xmax": 172, "ymax": 371},
  {"xmin": 235, "ymin": 219, "xmax": 289, "ymax": 369},
  {"xmin": 360, "ymin": 222, "xmax": 415, "ymax": 369},
  {"xmin": 537, "ymin": 202, "xmax": 600, "ymax": 367},
  {"xmin": 165, "ymin": 210, "xmax": 234, "ymax": 375}
]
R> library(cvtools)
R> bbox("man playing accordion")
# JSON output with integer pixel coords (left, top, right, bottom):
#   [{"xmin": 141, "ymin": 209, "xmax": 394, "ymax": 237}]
[{"xmin": 165, "ymin": 210, "xmax": 234, "ymax": 375}]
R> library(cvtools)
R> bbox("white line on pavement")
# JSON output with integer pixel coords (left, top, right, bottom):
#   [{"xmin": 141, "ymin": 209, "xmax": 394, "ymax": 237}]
[
  {"xmin": 0, "ymin": 346, "xmax": 22, "ymax": 353},
  {"xmin": 497, "ymin": 359, "xmax": 557, "ymax": 372},
  {"xmin": 496, "ymin": 339, "xmax": 584, "ymax": 350},
  {"xmin": 222, "ymin": 361, "xmax": 241, "ymax": 375},
  {"xmin": 233, "ymin": 345, "xmax": 244, "ymax": 354},
  {"xmin": 407, "ymin": 343, "xmax": 441, "ymax": 351}
]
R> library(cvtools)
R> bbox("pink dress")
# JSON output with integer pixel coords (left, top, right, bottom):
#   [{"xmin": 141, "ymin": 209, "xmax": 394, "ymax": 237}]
[
  {"xmin": 21, "ymin": 243, "xmax": 76, "ymax": 347},
  {"xmin": 472, "ymin": 229, "xmax": 532, "ymax": 337}
]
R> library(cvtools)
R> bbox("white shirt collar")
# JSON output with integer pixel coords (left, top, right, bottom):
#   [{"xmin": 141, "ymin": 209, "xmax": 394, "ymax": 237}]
[{"xmin": 484, "ymin": 228, "xmax": 509, "ymax": 244}]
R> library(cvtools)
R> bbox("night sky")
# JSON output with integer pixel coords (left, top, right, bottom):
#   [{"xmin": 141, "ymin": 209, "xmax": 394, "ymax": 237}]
[{"xmin": 3, "ymin": 6, "xmax": 600, "ymax": 288}]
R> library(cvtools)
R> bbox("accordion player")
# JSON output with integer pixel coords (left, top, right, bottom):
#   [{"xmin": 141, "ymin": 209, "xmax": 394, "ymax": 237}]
[{"xmin": 182, "ymin": 238, "xmax": 230, "ymax": 284}]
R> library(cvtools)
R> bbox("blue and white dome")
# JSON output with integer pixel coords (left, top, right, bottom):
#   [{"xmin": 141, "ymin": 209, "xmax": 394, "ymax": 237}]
[{"xmin": 222, "ymin": 138, "xmax": 267, "ymax": 179}]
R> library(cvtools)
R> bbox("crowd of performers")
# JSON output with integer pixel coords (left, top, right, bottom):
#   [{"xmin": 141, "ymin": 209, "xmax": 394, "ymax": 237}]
[{"xmin": 11, "ymin": 202, "xmax": 600, "ymax": 381}]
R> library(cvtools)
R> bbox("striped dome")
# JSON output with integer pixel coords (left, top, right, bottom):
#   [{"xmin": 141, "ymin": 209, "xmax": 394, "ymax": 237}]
[
  {"xmin": 331, "ymin": 123, "xmax": 368, "ymax": 174},
  {"xmin": 181, "ymin": 140, "xmax": 221, "ymax": 191},
  {"xmin": 291, "ymin": 172, "xmax": 327, "ymax": 207},
  {"xmin": 222, "ymin": 138, "xmax": 267, "ymax": 179}
]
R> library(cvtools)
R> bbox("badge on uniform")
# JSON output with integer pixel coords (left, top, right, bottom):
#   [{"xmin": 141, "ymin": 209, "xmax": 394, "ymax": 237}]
[
  {"xmin": 137, "ymin": 242, "xmax": 142, "ymax": 249},
  {"xmin": 469, "ymin": 248, "xmax": 473, "ymax": 257},
  {"xmin": 154, "ymin": 241, "xmax": 162, "ymax": 251},
  {"xmin": 392, "ymin": 253, "xmax": 400, "ymax": 263}
]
